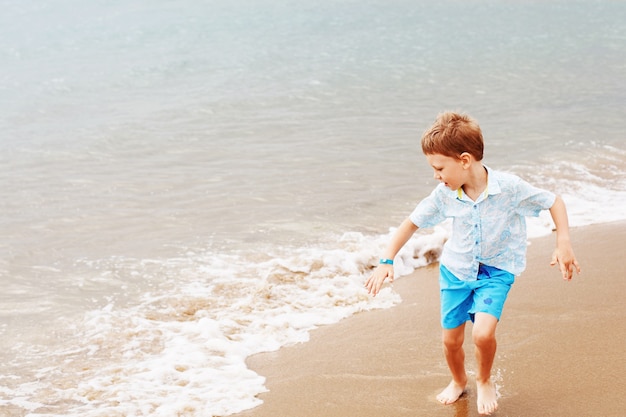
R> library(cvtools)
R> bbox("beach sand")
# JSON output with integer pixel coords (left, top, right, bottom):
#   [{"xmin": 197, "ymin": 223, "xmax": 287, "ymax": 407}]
[{"xmin": 234, "ymin": 222, "xmax": 626, "ymax": 417}]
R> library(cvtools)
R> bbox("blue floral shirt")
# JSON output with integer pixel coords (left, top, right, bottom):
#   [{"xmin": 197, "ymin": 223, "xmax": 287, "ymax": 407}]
[{"xmin": 409, "ymin": 166, "xmax": 556, "ymax": 281}]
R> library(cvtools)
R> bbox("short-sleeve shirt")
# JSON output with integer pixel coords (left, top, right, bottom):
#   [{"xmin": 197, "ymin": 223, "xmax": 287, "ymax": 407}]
[{"xmin": 409, "ymin": 166, "xmax": 556, "ymax": 281}]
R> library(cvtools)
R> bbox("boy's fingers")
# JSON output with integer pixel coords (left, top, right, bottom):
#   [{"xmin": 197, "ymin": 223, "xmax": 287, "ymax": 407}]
[
  {"xmin": 366, "ymin": 275, "xmax": 388, "ymax": 296},
  {"xmin": 550, "ymin": 250, "xmax": 558, "ymax": 266},
  {"xmin": 365, "ymin": 267, "xmax": 395, "ymax": 296},
  {"xmin": 561, "ymin": 261, "xmax": 575, "ymax": 281}
]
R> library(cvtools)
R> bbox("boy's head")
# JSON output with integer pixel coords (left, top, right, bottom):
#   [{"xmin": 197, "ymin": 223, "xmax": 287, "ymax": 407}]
[{"xmin": 421, "ymin": 112, "xmax": 484, "ymax": 161}]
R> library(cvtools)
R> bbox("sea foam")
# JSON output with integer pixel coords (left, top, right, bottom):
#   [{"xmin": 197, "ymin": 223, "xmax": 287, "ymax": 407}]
[{"xmin": 2, "ymin": 227, "xmax": 452, "ymax": 416}]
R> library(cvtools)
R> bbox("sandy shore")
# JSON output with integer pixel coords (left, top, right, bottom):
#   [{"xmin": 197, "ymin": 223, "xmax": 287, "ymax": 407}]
[{"xmin": 234, "ymin": 222, "xmax": 626, "ymax": 417}]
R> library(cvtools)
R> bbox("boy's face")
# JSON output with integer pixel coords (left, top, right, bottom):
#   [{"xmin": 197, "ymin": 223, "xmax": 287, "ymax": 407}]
[{"xmin": 426, "ymin": 153, "xmax": 466, "ymax": 190}]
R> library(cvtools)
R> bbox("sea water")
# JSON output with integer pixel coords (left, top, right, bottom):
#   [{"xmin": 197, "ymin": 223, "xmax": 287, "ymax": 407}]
[{"xmin": 1, "ymin": 0, "xmax": 625, "ymax": 415}]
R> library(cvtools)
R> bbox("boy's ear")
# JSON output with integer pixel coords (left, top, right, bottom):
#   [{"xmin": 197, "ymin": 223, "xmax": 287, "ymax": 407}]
[{"xmin": 459, "ymin": 152, "xmax": 473, "ymax": 167}]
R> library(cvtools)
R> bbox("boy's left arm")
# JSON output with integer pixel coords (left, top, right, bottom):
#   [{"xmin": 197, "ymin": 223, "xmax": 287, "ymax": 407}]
[{"xmin": 549, "ymin": 196, "xmax": 581, "ymax": 281}]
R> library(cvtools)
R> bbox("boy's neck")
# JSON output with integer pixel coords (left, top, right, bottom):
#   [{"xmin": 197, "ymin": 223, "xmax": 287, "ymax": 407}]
[{"xmin": 461, "ymin": 163, "xmax": 488, "ymax": 201}]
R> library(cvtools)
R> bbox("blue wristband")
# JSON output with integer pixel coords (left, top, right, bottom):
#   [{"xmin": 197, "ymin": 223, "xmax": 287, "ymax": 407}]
[{"xmin": 379, "ymin": 258, "xmax": 394, "ymax": 265}]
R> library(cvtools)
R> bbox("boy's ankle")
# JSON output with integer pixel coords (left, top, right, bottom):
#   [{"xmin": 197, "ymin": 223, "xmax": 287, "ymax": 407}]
[
  {"xmin": 476, "ymin": 376, "xmax": 492, "ymax": 385},
  {"xmin": 454, "ymin": 375, "xmax": 468, "ymax": 386}
]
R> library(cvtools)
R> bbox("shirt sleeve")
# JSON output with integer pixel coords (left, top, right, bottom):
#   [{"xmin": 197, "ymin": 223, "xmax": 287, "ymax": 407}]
[
  {"xmin": 514, "ymin": 177, "xmax": 556, "ymax": 217},
  {"xmin": 409, "ymin": 185, "xmax": 448, "ymax": 228}
]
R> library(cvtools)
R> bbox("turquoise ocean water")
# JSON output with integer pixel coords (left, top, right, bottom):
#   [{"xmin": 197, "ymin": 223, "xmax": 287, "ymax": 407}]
[{"xmin": 1, "ymin": 1, "xmax": 625, "ymax": 415}]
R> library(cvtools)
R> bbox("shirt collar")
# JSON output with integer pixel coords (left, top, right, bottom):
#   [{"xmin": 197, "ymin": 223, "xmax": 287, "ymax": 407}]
[{"xmin": 454, "ymin": 165, "xmax": 501, "ymax": 201}]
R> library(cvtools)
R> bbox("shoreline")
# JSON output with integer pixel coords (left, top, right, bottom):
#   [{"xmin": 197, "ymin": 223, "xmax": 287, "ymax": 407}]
[{"xmin": 234, "ymin": 221, "xmax": 626, "ymax": 417}]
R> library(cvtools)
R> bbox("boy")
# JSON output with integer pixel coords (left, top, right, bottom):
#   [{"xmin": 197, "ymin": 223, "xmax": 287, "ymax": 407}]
[{"xmin": 365, "ymin": 112, "xmax": 580, "ymax": 415}]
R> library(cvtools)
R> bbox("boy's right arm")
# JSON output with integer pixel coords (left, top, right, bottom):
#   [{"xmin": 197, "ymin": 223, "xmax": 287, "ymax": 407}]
[{"xmin": 365, "ymin": 217, "xmax": 419, "ymax": 296}]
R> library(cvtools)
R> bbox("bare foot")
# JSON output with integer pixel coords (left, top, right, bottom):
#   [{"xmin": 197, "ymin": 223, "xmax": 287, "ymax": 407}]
[
  {"xmin": 476, "ymin": 380, "xmax": 498, "ymax": 415},
  {"xmin": 436, "ymin": 380, "xmax": 466, "ymax": 405}
]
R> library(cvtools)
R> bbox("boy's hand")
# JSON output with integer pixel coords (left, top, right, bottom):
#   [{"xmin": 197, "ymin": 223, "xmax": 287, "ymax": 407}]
[
  {"xmin": 550, "ymin": 245, "xmax": 581, "ymax": 281},
  {"xmin": 365, "ymin": 264, "xmax": 394, "ymax": 296}
]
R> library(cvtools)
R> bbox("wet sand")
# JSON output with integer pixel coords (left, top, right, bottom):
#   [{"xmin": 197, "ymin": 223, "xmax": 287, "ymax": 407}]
[{"xmin": 234, "ymin": 222, "xmax": 626, "ymax": 417}]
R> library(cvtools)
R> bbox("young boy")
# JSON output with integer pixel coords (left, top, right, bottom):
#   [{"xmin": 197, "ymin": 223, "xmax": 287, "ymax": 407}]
[{"xmin": 365, "ymin": 112, "xmax": 580, "ymax": 415}]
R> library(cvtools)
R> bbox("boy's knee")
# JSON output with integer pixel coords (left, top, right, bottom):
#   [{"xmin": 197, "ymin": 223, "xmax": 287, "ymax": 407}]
[
  {"xmin": 472, "ymin": 312, "xmax": 498, "ymax": 347},
  {"xmin": 442, "ymin": 330, "xmax": 464, "ymax": 351},
  {"xmin": 472, "ymin": 327, "xmax": 496, "ymax": 348}
]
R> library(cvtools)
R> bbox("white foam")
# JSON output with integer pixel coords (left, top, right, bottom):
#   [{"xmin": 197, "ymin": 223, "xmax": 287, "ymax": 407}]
[
  {"xmin": 513, "ymin": 153, "xmax": 626, "ymax": 235},
  {"xmin": 4, "ymin": 229, "xmax": 437, "ymax": 416}
]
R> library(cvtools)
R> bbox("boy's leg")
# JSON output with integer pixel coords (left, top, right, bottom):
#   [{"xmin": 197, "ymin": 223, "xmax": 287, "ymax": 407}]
[
  {"xmin": 438, "ymin": 265, "xmax": 473, "ymax": 404},
  {"xmin": 469, "ymin": 265, "xmax": 514, "ymax": 415},
  {"xmin": 437, "ymin": 322, "xmax": 468, "ymax": 404},
  {"xmin": 473, "ymin": 312, "xmax": 499, "ymax": 415}
]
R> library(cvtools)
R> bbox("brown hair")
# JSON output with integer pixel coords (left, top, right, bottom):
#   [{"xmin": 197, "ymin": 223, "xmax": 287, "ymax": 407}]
[{"xmin": 421, "ymin": 112, "xmax": 484, "ymax": 161}]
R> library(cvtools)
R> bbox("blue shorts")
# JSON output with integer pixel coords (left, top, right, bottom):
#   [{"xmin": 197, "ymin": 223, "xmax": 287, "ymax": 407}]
[{"xmin": 439, "ymin": 264, "xmax": 515, "ymax": 329}]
